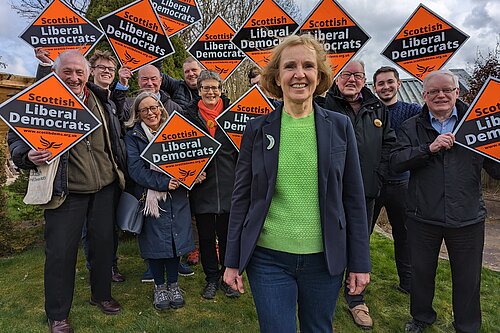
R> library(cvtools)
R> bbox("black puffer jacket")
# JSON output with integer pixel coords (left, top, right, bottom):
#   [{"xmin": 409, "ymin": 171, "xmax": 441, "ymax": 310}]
[
  {"xmin": 161, "ymin": 74, "xmax": 199, "ymax": 109},
  {"xmin": 182, "ymin": 96, "xmax": 238, "ymax": 215},
  {"xmin": 390, "ymin": 100, "xmax": 500, "ymax": 227},
  {"xmin": 324, "ymin": 84, "xmax": 396, "ymax": 198}
]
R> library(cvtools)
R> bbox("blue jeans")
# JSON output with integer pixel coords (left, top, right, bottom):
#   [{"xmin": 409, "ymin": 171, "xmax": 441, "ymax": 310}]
[{"xmin": 246, "ymin": 246, "xmax": 343, "ymax": 333}]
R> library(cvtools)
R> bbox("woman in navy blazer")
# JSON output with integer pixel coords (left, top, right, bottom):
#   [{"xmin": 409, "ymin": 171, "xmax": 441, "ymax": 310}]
[{"xmin": 223, "ymin": 35, "xmax": 371, "ymax": 333}]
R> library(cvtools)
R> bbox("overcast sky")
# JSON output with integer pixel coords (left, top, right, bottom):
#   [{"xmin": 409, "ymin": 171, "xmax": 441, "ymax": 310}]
[{"xmin": 1, "ymin": 0, "xmax": 499, "ymax": 80}]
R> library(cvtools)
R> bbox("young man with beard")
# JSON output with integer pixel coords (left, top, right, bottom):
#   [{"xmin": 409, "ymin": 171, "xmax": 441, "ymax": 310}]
[{"xmin": 371, "ymin": 66, "xmax": 421, "ymax": 294}]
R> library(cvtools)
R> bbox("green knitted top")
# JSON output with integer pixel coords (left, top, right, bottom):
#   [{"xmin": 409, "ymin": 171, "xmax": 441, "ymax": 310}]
[{"xmin": 257, "ymin": 110, "xmax": 323, "ymax": 254}]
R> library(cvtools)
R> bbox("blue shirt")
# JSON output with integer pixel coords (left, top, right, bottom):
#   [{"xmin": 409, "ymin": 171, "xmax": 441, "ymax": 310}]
[{"xmin": 430, "ymin": 107, "xmax": 458, "ymax": 134}]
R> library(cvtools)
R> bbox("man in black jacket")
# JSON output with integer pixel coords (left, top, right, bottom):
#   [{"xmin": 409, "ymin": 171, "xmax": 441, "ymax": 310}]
[
  {"xmin": 391, "ymin": 70, "xmax": 500, "ymax": 333},
  {"xmin": 324, "ymin": 60, "xmax": 396, "ymax": 329},
  {"xmin": 160, "ymin": 56, "xmax": 201, "ymax": 109},
  {"xmin": 372, "ymin": 66, "xmax": 421, "ymax": 294},
  {"xmin": 9, "ymin": 50, "xmax": 126, "ymax": 333}
]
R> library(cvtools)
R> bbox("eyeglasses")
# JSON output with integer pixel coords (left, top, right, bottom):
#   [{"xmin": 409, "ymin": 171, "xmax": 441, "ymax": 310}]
[
  {"xmin": 138, "ymin": 105, "xmax": 160, "ymax": 114},
  {"xmin": 92, "ymin": 65, "xmax": 116, "ymax": 72},
  {"xmin": 425, "ymin": 88, "xmax": 457, "ymax": 97},
  {"xmin": 339, "ymin": 72, "xmax": 365, "ymax": 80},
  {"xmin": 139, "ymin": 76, "xmax": 159, "ymax": 82},
  {"xmin": 200, "ymin": 85, "xmax": 220, "ymax": 92}
]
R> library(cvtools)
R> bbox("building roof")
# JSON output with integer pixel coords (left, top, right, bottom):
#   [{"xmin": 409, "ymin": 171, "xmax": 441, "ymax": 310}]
[{"xmin": 367, "ymin": 69, "xmax": 472, "ymax": 105}]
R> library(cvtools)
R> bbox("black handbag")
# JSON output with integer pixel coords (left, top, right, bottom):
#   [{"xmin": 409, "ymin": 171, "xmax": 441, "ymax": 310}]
[{"xmin": 116, "ymin": 191, "xmax": 145, "ymax": 234}]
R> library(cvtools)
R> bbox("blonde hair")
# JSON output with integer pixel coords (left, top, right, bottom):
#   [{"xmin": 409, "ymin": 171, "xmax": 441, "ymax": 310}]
[
  {"xmin": 125, "ymin": 91, "xmax": 168, "ymax": 128},
  {"xmin": 260, "ymin": 34, "xmax": 333, "ymax": 99}
]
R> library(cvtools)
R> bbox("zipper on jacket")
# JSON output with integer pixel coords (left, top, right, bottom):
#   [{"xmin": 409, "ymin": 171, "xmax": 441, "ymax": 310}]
[
  {"xmin": 214, "ymin": 155, "xmax": 221, "ymax": 213},
  {"xmin": 86, "ymin": 137, "xmax": 102, "ymax": 190}
]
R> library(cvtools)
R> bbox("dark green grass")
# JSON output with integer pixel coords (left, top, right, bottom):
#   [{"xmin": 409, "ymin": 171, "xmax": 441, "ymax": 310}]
[{"xmin": 0, "ymin": 233, "xmax": 498, "ymax": 332}]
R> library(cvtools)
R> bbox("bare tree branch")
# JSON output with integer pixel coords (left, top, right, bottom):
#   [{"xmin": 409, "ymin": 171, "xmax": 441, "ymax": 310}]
[{"xmin": 10, "ymin": 0, "xmax": 90, "ymax": 20}]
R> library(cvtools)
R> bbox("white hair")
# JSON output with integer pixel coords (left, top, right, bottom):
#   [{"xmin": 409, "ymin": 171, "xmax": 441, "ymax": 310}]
[{"xmin": 423, "ymin": 70, "xmax": 459, "ymax": 90}]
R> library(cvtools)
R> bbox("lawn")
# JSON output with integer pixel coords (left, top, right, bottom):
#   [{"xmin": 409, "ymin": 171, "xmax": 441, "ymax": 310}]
[{"xmin": 0, "ymin": 232, "xmax": 498, "ymax": 333}]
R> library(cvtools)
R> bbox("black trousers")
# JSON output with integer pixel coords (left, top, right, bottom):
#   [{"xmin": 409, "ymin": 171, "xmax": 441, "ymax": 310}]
[
  {"xmin": 195, "ymin": 213, "xmax": 229, "ymax": 283},
  {"xmin": 372, "ymin": 180, "xmax": 411, "ymax": 291},
  {"xmin": 44, "ymin": 183, "xmax": 117, "ymax": 320},
  {"xmin": 344, "ymin": 197, "xmax": 374, "ymax": 308},
  {"xmin": 407, "ymin": 219, "xmax": 484, "ymax": 333}
]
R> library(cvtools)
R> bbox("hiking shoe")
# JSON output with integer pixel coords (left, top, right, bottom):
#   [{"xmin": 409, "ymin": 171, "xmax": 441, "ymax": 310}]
[
  {"xmin": 405, "ymin": 319, "xmax": 428, "ymax": 333},
  {"xmin": 349, "ymin": 304, "xmax": 373, "ymax": 329},
  {"xmin": 178, "ymin": 262, "xmax": 194, "ymax": 276},
  {"xmin": 141, "ymin": 267, "xmax": 154, "ymax": 283},
  {"xmin": 201, "ymin": 281, "xmax": 219, "ymax": 299},
  {"xmin": 186, "ymin": 248, "xmax": 199, "ymax": 265},
  {"xmin": 168, "ymin": 282, "xmax": 185, "ymax": 308},
  {"xmin": 153, "ymin": 284, "xmax": 170, "ymax": 311},
  {"xmin": 220, "ymin": 281, "xmax": 240, "ymax": 298}
]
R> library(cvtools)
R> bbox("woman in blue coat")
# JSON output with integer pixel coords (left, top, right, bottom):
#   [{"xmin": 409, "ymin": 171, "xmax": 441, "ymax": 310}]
[{"xmin": 124, "ymin": 91, "xmax": 194, "ymax": 311}]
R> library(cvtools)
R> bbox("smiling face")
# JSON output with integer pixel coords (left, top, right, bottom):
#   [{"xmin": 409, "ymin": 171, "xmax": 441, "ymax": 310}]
[
  {"xmin": 55, "ymin": 52, "xmax": 89, "ymax": 96},
  {"xmin": 183, "ymin": 61, "xmax": 201, "ymax": 89},
  {"xmin": 336, "ymin": 61, "xmax": 366, "ymax": 101},
  {"xmin": 138, "ymin": 65, "xmax": 162, "ymax": 93},
  {"xmin": 198, "ymin": 79, "xmax": 221, "ymax": 109},
  {"xmin": 374, "ymin": 71, "xmax": 400, "ymax": 105},
  {"xmin": 91, "ymin": 58, "xmax": 116, "ymax": 89},
  {"xmin": 276, "ymin": 44, "xmax": 319, "ymax": 106},
  {"xmin": 423, "ymin": 74, "xmax": 459, "ymax": 118},
  {"xmin": 138, "ymin": 96, "xmax": 162, "ymax": 131}
]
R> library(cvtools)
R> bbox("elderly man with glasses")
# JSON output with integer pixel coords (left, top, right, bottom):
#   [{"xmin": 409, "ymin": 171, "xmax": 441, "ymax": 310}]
[
  {"xmin": 324, "ymin": 59, "xmax": 396, "ymax": 329},
  {"xmin": 391, "ymin": 70, "xmax": 500, "ymax": 333}
]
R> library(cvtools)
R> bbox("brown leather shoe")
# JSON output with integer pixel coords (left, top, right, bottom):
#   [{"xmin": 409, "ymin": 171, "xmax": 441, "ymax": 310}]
[
  {"xmin": 48, "ymin": 318, "xmax": 74, "ymax": 333},
  {"xmin": 111, "ymin": 266, "xmax": 125, "ymax": 283},
  {"xmin": 90, "ymin": 297, "xmax": 121, "ymax": 315},
  {"xmin": 349, "ymin": 303, "xmax": 373, "ymax": 329}
]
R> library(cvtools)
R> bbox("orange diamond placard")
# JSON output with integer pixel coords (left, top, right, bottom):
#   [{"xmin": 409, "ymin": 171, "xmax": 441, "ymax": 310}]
[
  {"xmin": 232, "ymin": 0, "xmax": 298, "ymax": 68},
  {"xmin": 216, "ymin": 86, "xmax": 275, "ymax": 150},
  {"xmin": 140, "ymin": 111, "xmax": 221, "ymax": 189},
  {"xmin": 0, "ymin": 73, "xmax": 101, "ymax": 163},
  {"xmin": 19, "ymin": 0, "xmax": 103, "ymax": 62},
  {"xmin": 188, "ymin": 15, "xmax": 246, "ymax": 81},
  {"xmin": 150, "ymin": 0, "xmax": 202, "ymax": 36},
  {"xmin": 98, "ymin": 0, "xmax": 174, "ymax": 72},
  {"xmin": 454, "ymin": 77, "xmax": 500, "ymax": 163},
  {"xmin": 297, "ymin": 0, "xmax": 370, "ymax": 77},
  {"xmin": 381, "ymin": 4, "xmax": 468, "ymax": 81}
]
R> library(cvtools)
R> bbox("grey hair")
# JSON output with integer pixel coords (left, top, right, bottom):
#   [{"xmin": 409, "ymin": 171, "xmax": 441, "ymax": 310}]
[
  {"xmin": 423, "ymin": 69, "xmax": 459, "ymax": 90},
  {"xmin": 346, "ymin": 59, "xmax": 365, "ymax": 73},
  {"xmin": 124, "ymin": 91, "xmax": 168, "ymax": 128},
  {"xmin": 196, "ymin": 70, "xmax": 222, "ymax": 90},
  {"xmin": 52, "ymin": 50, "xmax": 91, "ymax": 76}
]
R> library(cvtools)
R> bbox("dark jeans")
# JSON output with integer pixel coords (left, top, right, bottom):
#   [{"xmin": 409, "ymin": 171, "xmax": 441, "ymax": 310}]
[
  {"xmin": 195, "ymin": 213, "xmax": 229, "ymax": 283},
  {"xmin": 44, "ymin": 183, "xmax": 117, "ymax": 320},
  {"xmin": 247, "ymin": 246, "xmax": 343, "ymax": 333},
  {"xmin": 344, "ymin": 197, "xmax": 374, "ymax": 308},
  {"xmin": 372, "ymin": 180, "xmax": 411, "ymax": 291},
  {"xmin": 149, "ymin": 257, "xmax": 180, "ymax": 285},
  {"xmin": 407, "ymin": 219, "xmax": 484, "ymax": 333}
]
